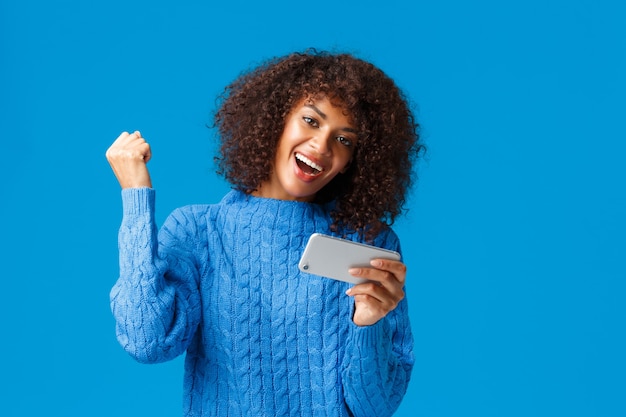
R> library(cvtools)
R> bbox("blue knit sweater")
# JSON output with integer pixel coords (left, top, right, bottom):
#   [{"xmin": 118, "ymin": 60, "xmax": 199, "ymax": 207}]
[{"xmin": 111, "ymin": 188, "xmax": 414, "ymax": 416}]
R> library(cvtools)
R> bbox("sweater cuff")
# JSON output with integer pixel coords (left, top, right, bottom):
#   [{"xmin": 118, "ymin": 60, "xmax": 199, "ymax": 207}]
[
  {"xmin": 349, "ymin": 318, "xmax": 389, "ymax": 350},
  {"xmin": 121, "ymin": 187, "xmax": 155, "ymax": 216}
]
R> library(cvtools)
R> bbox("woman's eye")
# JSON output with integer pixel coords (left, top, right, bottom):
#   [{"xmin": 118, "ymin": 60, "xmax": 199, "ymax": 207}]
[
  {"xmin": 303, "ymin": 116, "xmax": 318, "ymax": 127},
  {"xmin": 337, "ymin": 136, "xmax": 353, "ymax": 147}
]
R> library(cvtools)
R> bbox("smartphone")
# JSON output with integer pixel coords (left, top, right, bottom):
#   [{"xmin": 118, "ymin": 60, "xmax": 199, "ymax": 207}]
[{"xmin": 298, "ymin": 233, "xmax": 401, "ymax": 284}]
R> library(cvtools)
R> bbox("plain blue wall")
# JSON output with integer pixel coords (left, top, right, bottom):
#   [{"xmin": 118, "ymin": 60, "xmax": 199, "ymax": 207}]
[{"xmin": 1, "ymin": 0, "xmax": 624, "ymax": 416}]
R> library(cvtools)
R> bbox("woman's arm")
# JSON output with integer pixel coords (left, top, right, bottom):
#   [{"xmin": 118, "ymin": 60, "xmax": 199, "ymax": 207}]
[
  {"xmin": 110, "ymin": 189, "xmax": 204, "ymax": 363},
  {"xmin": 106, "ymin": 132, "xmax": 204, "ymax": 363},
  {"xmin": 342, "ymin": 300, "xmax": 414, "ymax": 416},
  {"xmin": 342, "ymin": 232, "xmax": 415, "ymax": 416}
]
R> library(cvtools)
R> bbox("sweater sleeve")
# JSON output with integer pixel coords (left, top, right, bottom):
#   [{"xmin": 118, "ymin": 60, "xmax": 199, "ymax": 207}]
[
  {"xmin": 110, "ymin": 188, "xmax": 204, "ymax": 364},
  {"xmin": 342, "ymin": 232, "xmax": 415, "ymax": 416}
]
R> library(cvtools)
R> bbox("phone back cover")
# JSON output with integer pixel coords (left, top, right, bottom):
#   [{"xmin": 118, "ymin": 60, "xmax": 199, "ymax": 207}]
[{"xmin": 298, "ymin": 233, "xmax": 401, "ymax": 284}]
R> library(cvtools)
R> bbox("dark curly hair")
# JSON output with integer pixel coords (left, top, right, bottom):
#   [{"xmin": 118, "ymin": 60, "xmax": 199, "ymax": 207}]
[{"xmin": 214, "ymin": 50, "xmax": 423, "ymax": 240}]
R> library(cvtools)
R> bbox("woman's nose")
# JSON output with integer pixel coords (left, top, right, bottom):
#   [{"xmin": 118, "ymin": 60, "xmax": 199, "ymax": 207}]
[{"xmin": 309, "ymin": 133, "xmax": 332, "ymax": 155}]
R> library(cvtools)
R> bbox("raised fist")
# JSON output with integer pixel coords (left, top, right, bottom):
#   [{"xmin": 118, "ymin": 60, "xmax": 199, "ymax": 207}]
[{"xmin": 106, "ymin": 131, "xmax": 153, "ymax": 189}]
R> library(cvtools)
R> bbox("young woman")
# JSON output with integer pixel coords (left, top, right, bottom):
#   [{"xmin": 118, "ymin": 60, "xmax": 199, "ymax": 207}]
[{"xmin": 106, "ymin": 50, "xmax": 423, "ymax": 416}]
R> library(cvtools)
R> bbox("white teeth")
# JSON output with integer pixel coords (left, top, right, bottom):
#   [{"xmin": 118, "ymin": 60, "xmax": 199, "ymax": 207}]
[{"xmin": 295, "ymin": 153, "xmax": 323, "ymax": 172}]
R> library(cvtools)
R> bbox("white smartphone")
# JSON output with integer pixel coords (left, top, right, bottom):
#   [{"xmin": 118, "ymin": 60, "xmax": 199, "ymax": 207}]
[{"xmin": 298, "ymin": 233, "xmax": 401, "ymax": 284}]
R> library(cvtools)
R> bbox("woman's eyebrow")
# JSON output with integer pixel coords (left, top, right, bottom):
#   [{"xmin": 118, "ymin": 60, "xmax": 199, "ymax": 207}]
[{"xmin": 304, "ymin": 104, "xmax": 327, "ymax": 119}]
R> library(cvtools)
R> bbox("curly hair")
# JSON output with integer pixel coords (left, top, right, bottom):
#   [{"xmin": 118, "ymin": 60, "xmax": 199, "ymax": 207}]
[{"xmin": 214, "ymin": 50, "xmax": 423, "ymax": 240}]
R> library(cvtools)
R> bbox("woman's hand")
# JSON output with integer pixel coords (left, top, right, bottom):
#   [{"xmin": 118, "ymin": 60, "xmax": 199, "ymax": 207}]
[
  {"xmin": 106, "ymin": 131, "xmax": 152, "ymax": 189},
  {"xmin": 346, "ymin": 259, "xmax": 407, "ymax": 326}
]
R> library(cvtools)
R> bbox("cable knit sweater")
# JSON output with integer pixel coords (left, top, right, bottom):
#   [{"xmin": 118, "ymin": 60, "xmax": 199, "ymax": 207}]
[{"xmin": 111, "ymin": 188, "xmax": 414, "ymax": 416}]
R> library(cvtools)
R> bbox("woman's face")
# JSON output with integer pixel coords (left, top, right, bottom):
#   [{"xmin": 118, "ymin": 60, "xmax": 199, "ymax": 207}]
[{"xmin": 254, "ymin": 96, "xmax": 357, "ymax": 202}]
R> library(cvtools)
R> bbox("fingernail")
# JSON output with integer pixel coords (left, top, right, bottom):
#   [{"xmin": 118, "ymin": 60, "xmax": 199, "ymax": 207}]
[
  {"xmin": 370, "ymin": 260, "xmax": 382, "ymax": 267},
  {"xmin": 349, "ymin": 268, "xmax": 360, "ymax": 275}
]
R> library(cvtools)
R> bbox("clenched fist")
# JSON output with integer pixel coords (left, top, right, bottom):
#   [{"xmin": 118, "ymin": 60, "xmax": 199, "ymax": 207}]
[{"xmin": 106, "ymin": 131, "xmax": 153, "ymax": 189}]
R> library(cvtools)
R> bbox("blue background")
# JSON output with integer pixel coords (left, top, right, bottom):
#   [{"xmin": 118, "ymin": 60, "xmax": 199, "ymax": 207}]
[{"xmin": 1, "ymin": 0, "xmax": 624, "ymax": 416}]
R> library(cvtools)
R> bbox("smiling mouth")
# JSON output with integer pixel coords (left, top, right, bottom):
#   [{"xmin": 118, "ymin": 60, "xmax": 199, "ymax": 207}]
[{"xmin": 295, "ymin": 153, "xmax": 323, "ymax": 176}]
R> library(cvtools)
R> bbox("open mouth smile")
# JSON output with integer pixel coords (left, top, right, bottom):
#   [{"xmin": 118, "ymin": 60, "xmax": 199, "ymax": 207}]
[{"xmin": 295, "ymin": 153, "xmax": 324, "ymax": 177}]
